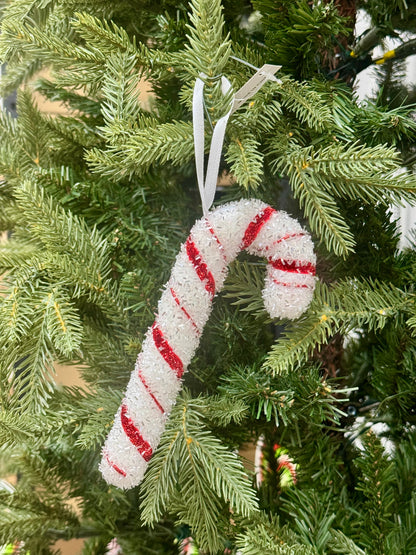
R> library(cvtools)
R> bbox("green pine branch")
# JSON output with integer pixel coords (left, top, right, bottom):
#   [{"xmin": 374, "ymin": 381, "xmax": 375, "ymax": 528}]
[
  {"xmin": 265, "ymin": 279, "xmax": 408, "ymax": 375},
  {"xmin": 86, "ymin": 121, "xmax": 194, "ymax": 180},
  {"xmin": 100, "ymin": 51, "xmax": 144, "ymax": 135},
  {"xmin": 42, "ymin": 386, "xmax": 123, "ymax": 450},
  {"xmin": 0, "ymin": 471, "xmax": 81, "ymax": 545},
  {"xmin": 182, "ymin": 0, "xmax": 231, "ymax": 80},
  {"xmin": 292, "ymin": 175, "xmax": 356, "ymax": 257},
  {"xmin": 78, "ymin": 321, "xmax": 135, "ymax": 387},
  {"xmin": 33, "ymin": 78, "xmax": 102, "ymax": 116},
  {"xmin": 275, "ymin": 77, "xmax": 333, "ymax": 131},
  {"xmin": 223, "ymin": 259, "xmax": 272, "ymax": 322},
  {"xmin": 327, "ymin": 530, "xmax": 366, "ymax": 554},
  {"xmin": 231, "ymin": 93, "xmax": 282, "ymax": 135},
  {"xmin": 140, "ymin": 391, "xmax": 258, "ymax": 552},
  {"xmin": 0, "ymin": 90, "xmax": 50, "ymax": 180},
  {"xmin": 288, "ymin": 142, "xmax": 416, "ymax": 204},
  {"xmin": 0, "ymin": 58, "xmax": 43, "ymax": 96},
  {"xmin": 72, "ymin": 12, "xmax": 142, "ymax": 60},
  {"xmin": 0, "ymin": 286, "xmax": 60, "ymax": 413},
  {"xmin": 252, "ymin": 0, "xmax": 350, "ymax": 79},
  {"xmin": 225, "ymin": 135, "xmax": 264, "ymax": 189},
  {"xmin": 219, "ymin": 364, "xmax": 349, "ymax": 428},
  {"xmin": 40, "ymin": 115, "xmax": 101, "ymax": 153},
  {"xmin": 281, "ymin": 488, "xmax": 337, "ymax": 553},
  {"xmin": 0, "ymin": 0, "xmax": 56, "ymax": 66},
  {"xmin": 12, "ymin": 180, "xmax": 121, "ymax": 312},
  {"xmin": 236, "ymin": 513, "xmax": 317, "ymax": 554},
  {"xmin": 70, "ymin": 9, "xmax": 167, "ymax": 70},
  {"xmin": 269, "ymin": 139, "xmax": 416, "ymax": 256},
  {"xmin": 199, "ymin": 394, "xmax": 249, "ymax": 427},
  {"xmin": 0, "ymin": 411, "xmax": 34, "ymax": 450},
  {"xmin": 354, "ymin": 431, "xmax": 396, "ymax": 554},
  {"xmin": 0, "ymin": 281, "xmax": 82, "ymax": 360}
]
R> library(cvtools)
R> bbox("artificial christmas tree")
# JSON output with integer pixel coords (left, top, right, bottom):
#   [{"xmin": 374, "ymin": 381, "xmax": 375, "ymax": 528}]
[{"xmin": 1, "ymin": 0, "xmax": 416, "ymax": 553}]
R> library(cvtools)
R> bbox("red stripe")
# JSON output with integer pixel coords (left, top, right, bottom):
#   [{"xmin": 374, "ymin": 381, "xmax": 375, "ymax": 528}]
[
  {"xmin": 271, "ymin": 259, "xmax": 316, "ymax": 275},
  {"xmin": 138, "ymin": 369, "xmax": 165, "ymax": 413},
  {"xmin": 152, "ymin": 323, "xmax": 184, "ymax": 378},
  {"xmin": 105, "ymin": 453, "xmax": 127, "ymax": 477},
  {"xmin": 185, "ymin": 238, "xmax": 216, "ymax": 296},
  {"xmin": 265, "ymin": 232, "xmax": 305, "ymax": 250},
  {"xmin": 242, "ymin": 206, "xmax": 276, "ymax": 249},
  {"xmin": 276, "ymin": 457, "xmax": 297, "ymax": 484},
  {"xmin": 273, "ymin": 279, "xmax": 310, "ymax": 289},
  {"xmin": 170, "ymin": 287, "xmax": 200, "ymax": 335},
  {"xmin": 205, "ymin": 219, "xmax": 228, "ymax": 264},
  {"xmin": 121, "ymin": 404, "xmax": 153, "ymax": 462}
]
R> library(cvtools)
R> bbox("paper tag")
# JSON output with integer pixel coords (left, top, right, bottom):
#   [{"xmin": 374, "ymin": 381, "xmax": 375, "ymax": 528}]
[{"xmin": 231, "ymin": 64, "xmax": 281, "ymax": 114}]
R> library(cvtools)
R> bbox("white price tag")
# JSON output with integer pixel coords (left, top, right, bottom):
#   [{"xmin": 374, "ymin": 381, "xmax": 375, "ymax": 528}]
[{"xmin": 231, "ymin": 64, "xmax": 281, "ymax": 114}]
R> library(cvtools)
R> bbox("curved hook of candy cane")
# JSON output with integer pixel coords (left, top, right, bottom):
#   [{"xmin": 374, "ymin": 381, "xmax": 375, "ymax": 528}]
[{"xmin": 99, "ymin": 199, "xmax": 316, "ymax": 489}]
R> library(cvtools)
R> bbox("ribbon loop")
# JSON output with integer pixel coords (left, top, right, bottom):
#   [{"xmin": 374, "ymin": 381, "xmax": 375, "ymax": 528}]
[
  {"xmin": 192, "ymin": 76, "xmax": 233, "ymax": 217},
  {"xmin": 192, "ymin": 64, "xmax": 281, "ymax": 216}
]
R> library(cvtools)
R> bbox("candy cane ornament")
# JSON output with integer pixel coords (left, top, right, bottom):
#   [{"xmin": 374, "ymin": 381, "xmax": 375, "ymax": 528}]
[{"xmin": 99, "ymin": 198, "xmax": 316, "ymax": 489}]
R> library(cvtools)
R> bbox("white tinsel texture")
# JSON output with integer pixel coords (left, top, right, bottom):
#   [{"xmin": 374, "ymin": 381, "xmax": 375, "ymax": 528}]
[{"xmin": 100, "ymin": 199, "xmax": 316, "ymax": 489}]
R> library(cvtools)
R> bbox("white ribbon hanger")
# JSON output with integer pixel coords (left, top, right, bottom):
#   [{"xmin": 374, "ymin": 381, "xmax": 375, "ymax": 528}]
[
  {"xmin": 192, "ymin": 75, "xmax": 233, "ymax": 217},
  {"xmin": 192, "ymin": 64, "xmax": 281, "ymax": 216}
]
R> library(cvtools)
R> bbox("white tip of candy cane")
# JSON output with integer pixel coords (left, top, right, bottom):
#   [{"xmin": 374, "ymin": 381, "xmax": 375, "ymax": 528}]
[
  {"xmin": 99, "ymin": 440, "xmax": 148, "ymax": 490},
  {"xmin": 244, "ymin": 206, "xmax": 317, "ymax": 320},
  {"xmin": 262, "ymin": 273, "xmax": 316, "ymax": 320},
  {"xmin": 99, "ymin": 199, "xmax": 317, "ymax": 489}
]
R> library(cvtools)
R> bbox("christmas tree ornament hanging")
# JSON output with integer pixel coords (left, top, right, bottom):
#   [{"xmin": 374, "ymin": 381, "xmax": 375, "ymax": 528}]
[
  {"xmin": 100, "ymin": 70, "xmax": 316, "ymax": 489},
  {"xmin": 255, "ymin": 436, "xmax": 297, "ymax": 489},
  {"xmin": 274, "ymin": 443, "xmax": 298, "ymax": 488},
  {"xmin": 100, "ymin": 198, "xmax": 316, "ymax": 489}
]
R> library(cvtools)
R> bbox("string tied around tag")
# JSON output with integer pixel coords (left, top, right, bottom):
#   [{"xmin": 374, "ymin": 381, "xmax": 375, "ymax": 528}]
[{"xmin": 192, "ymin": 64, "xmax": 281, "ymax": 217}]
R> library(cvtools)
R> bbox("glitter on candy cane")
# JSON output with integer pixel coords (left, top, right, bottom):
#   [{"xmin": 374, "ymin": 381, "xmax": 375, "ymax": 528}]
[
  {"xmin": 120, "ymin": 404, "xmax": 153, "ymax": 462},
  {"xmin": 170, "ymin": 287, "xmax": 200, "ymax": 335},
  {"xmin": 185, "ymin": 238, "xmax": 216, "ymax": 296},
  {"xmin": 241, "ymin": 205, "xmax": 275, "ymax": 249},
  {"xmin": 270, "ymin": 259, "xmax": 316, "ymax": 275},
  {"xmin": 104, "ymin": 453, "xmax": 126, "ymax": 477},
  {"xmin": 152, "ymin": 324, "xmax": 184, "ymax": 379},
  {"xmin": 138, "ymin": 368, "xmax": 165, "ymax": 413},
  {"xmin": 99, "ymin": 199, "xmax": 316, "ymax": 489}
]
